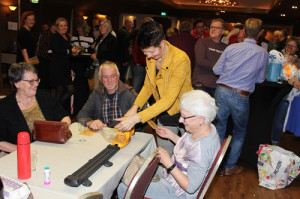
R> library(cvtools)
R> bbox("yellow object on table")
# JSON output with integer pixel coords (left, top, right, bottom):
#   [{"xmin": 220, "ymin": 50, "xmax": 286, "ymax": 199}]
[
  {"xmin": 80, "ymin": 129, "xmax": 96, "ymax": 136},
  {"xmin": 112, "ymin": 129, "xmax": 135, "ymax": 148}
]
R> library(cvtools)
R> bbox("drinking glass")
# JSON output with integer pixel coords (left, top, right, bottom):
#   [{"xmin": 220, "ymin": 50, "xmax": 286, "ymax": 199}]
[
  {"xmin": 77, "ymin": 123, "xmax": 87, "ymax": 142},
  {"xmin": 31, "ymin": 150, "xmax": 37, "ymax": 172}
]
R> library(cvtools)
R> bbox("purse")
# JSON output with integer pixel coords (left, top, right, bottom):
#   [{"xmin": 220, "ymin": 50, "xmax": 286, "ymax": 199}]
[
  {"xmin": 28, "ymin": 56, "xmax": 39, "ymax": 65},
  {"xmin": 84, "ymin": 65, "xmax": 95, "ymax": 79},
  {"xmin": 33, "ymin": 120, "xmax": 72, "ymax": 144}
]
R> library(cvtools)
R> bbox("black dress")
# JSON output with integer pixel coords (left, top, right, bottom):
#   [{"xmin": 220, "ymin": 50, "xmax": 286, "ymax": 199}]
[
  {"xmin": 49, "ymin": 33, "xmax": 73, "ymax": 87},
  {"xmin": 17, "ymin": 27, "xmax": 36, "ymax": 63}
]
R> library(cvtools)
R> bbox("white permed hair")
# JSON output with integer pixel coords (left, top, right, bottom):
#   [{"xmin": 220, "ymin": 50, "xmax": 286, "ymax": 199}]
[{"xmin": 180, "ymin": 90, "xmax": 218, "ymax": 124}]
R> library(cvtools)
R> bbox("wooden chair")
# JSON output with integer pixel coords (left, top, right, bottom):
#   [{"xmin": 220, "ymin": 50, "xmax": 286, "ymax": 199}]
[
  {"xmin": 79, "ymin": 191, "xmax": 103, "ymax": 199},
  {"xmin": 124, "ymin": 152, "xmax": 160, "ymax": 199},
  {"xmin": 197, "ymin": 135, "xmax": 232, "ymax": 199}
]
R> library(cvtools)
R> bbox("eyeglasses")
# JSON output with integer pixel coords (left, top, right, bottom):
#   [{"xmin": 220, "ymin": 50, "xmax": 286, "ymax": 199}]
[
  {"xmin": 180, "ymin": 115, "xmax": 196, "ymax": 121},
  {"xmin": 286, "ymin": 44, "xmax": 297, "ymax": 49},
  {"xmin": 210, "ymin": 26, "xmax": 223, "ymax": 30},
  {"xmin": 22, "ymin": 78, "xmax": 40, "ymax": 85}
]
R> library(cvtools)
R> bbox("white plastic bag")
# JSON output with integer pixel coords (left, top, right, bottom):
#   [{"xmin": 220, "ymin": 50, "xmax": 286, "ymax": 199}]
[{"xmin": 257, "ymin": 144, "xmax": 300, "ymax": 190}]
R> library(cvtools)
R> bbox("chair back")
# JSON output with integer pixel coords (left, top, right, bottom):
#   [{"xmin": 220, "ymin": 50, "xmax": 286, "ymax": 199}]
[
  {"xmin": 124, "ymin": 152, "xmax": 160, "ymax": 199},
  {"xmin": 197, "ymin": 135, "xmax": 232, "ymax": 199}
]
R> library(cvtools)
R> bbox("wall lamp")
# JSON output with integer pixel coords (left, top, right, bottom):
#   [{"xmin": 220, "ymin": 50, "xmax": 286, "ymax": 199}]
[{"xmin": 9, "ymin": 6, "xmax": 17, "ymax": 11}]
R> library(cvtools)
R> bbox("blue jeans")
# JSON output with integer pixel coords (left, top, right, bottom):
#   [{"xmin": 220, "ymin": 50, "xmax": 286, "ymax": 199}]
[
  {"xmin": 272, "ymin": 99, "xmax": 289, "ymax": 144},
  {"xmin": 214, "ymin": 85, "xmax": 249, "ymax": 169},
  {"xmin": 132, "ymin": 64, "xmax": 146, "ymax": 93}
]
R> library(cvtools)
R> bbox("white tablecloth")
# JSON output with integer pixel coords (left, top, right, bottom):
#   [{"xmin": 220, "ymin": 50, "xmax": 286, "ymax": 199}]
[{"xmin": 0, "ymin": 123, "xmax": 157, "ymax": 199}]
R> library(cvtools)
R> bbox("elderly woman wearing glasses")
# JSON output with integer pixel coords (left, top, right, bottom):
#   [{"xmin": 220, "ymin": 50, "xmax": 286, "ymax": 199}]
[
  {"xmin": 0, "ymin": 63, "xmax": 71, "ymax": 153},
  {"xmin": 118, "ymin": 90, "xmax": 220, "ymax": 199}
]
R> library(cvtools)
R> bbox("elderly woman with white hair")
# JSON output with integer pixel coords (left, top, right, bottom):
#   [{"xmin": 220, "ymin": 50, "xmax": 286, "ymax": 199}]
[
  {"xmin": 118, "ymin": 90, "xmax": 220, "ymax": 199},
  {"xmin": 91, "ymin": 19, "xmax": 117, "ymax": 89}
]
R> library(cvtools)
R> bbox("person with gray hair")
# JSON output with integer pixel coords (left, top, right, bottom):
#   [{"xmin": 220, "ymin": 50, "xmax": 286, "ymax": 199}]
[
  {"xmin": 0, "ymin": 62, "xmax": 71, "ymax": 153},
  {"xmin": 90, "ymin": 19, "xmax": 117, "ymax": 89},
  {"xmin": 117, "ymin": 90, "xmax": 220, "ymax": 199},
  {"xmin": 77, "ymin": 61, "xmax": 135, "ymax": 130},
  {"xmin": 213, "ymin": 18, "xmax": 268, "ymax": 176}
]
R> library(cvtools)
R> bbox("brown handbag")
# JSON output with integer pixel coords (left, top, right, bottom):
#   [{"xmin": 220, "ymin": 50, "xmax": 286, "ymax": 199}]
[{"xmin": 33, "ymin": 120, "xmax": 72, "ymax": 144}]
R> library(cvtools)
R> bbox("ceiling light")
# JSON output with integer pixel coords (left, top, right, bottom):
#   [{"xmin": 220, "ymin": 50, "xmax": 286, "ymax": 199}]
[
  {"xmin": 96, "ymin": 14, "xmax": 107, "ymax": 19},
  {"xmin": 199, "ymin": 0, "xmax": 238, "ymax": 7},
  {"xmin": 292, "ymin": 6, "xmax": 298, "ymax": 9},
  {"xmin": 280, "ymin": 14, "xmax": 286, "ymax": 17},
  {"xmin": 83, "ymin": 16, "xmax": 88, "ymax": 20},
  {"xmin": 9, "ymin": 6, "xmax": 17, "ymax": 11}
]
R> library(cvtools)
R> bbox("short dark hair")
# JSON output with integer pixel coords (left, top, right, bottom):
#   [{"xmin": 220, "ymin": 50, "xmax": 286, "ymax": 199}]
[
  {"xmin": 8, "ymin": 62, "xmax": 37, "ymax": 88},
  {"xmin": 286, "ymin": 36, "xmax": 300, "ymax": 49},
  {"xmin": 137, "ymin": 21, "xmax": 165, "ymax": 49},
  {"xmin": 193, "ymin": 19, "xmax": 206, "ymax": 28}
]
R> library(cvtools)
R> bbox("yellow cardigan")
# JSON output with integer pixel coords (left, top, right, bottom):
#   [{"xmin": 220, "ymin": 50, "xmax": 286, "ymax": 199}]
[{"xmin": 135, "ymin": 41, "xmax": 194, "ymax": 123}]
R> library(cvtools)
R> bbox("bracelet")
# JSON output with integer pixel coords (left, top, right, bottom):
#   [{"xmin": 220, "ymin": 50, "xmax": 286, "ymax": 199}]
[{"xmin": 167, "ymin": 163, "xmax": 176, "ymax": 174}]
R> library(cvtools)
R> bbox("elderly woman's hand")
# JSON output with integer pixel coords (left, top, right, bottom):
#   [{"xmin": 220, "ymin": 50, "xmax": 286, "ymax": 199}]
[
  {"xmin": 156, "ymin": 147, "xmax": 173, "ymax": 168},
  {"xmin": 156, "ymin": 127, "xmax": 173, "ymax": 139},
  {"xmin": 114, "ymin": 115, "xmax": 141, "ymax": 131}
]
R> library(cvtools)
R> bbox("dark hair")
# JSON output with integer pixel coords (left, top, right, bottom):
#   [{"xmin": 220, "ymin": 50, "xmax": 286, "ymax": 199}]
[
  {"xmin": 21, "ymin": 11, "xmax": 35, "ymax": 27},
  {"xmin": 8, "ymin": 62, "xmax": 37, "ymax": 88},
  {"xmin": 285, "ymin": 36, "xmax": 300, "ymax": 49},
  {"xmin": 137, "ymin": 21, "xmax": 165, "ymax": 49},
  {"xmin": 234, "ymin": 23, "xmax": 244, "ymax": 30},
  {"xmin": 193, "ymin": 19, "xmax": 206, "ymax": 28}
]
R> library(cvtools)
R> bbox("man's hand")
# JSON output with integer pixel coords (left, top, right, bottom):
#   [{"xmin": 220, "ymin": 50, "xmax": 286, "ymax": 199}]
[{"xmin": 86, "ymin": 120, "xmax": 107, "ymax": 130}]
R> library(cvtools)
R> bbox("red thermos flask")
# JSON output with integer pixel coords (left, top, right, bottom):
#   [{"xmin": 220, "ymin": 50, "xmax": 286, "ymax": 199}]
[{"xmin": 17, "ymin": 132, "xmax": 31, "ymax": 180}]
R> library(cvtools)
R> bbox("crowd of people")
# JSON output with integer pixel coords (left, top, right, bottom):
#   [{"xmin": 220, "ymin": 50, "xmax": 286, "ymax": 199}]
[{"xmin": 0, "ymin": 9, "xmax": 300, "ymax": 198}]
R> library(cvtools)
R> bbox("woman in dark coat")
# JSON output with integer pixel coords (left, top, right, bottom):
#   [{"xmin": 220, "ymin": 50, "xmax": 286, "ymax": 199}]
[{"xmin": 49, "ymin": 17, "xmax": 78, "ymax": 105}]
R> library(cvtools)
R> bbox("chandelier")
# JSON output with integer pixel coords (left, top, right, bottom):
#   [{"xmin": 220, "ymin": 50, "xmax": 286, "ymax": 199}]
[{"xmin": 199, "ymin": 0, "xmax": 238, "ymax": 6}]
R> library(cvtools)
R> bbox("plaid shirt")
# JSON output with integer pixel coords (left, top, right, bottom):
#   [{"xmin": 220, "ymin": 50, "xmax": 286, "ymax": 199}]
[{"xmin": 102, "ymin": 90, "xmax": 123, "ymax": 126}]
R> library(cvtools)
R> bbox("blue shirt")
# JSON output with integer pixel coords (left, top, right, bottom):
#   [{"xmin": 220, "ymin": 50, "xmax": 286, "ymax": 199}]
[{"xmin": 213, "ymin": 38, "xmax": 269, "ymax": 93}]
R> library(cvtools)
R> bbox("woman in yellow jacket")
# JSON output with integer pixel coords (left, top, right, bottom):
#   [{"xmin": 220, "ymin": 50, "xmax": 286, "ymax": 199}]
[{"xmin": 116, "ymin": 21, "xmax": 193, "ymax": 153}]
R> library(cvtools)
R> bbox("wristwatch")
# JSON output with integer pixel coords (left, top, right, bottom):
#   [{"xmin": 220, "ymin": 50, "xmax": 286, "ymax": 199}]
[{"xmin": 167, "ymin": 163, "xmax": 176, "ymax": 174}]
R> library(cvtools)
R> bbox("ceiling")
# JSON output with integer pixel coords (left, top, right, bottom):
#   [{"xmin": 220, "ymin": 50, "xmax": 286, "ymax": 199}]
[
  {"xmin": 1, "ymin": 0, "xmax": 299, "ymax": 18},
  {"xmin": 159, "ymin": 0, "xmax": 282, "ymax": 14}
]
